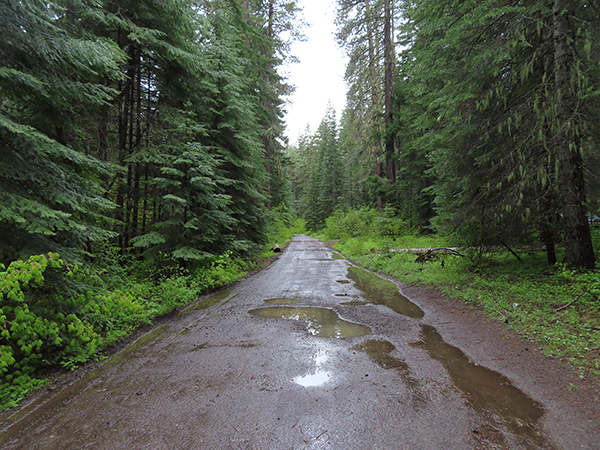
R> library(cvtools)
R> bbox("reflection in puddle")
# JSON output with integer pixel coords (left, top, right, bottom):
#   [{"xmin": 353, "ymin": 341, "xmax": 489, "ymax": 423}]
[
  {"xmin": 353, "ymin": 340, "xmax": 424, "ymax": 406},
  {"xmin": 294, "ymin": 371, "xmax": 331, "ymax": 387},
  {"xmin": 413, "ymin": 325, "xmax": 551, "ymax": 448},
  {"xmin": 295, "ymin": 349, "xmax": 331, "ymax": 387},
  {"xmin": 248, "ymin": 307, "xmax": 371, "ymax": 338},
  {"xmin": 264, "ymin": 298, "xmax": 300, "ymax": 305},
  {"xmin": 340, "ymin": 300, "xmax": 369, "ymax": 306},
  {"xmin": 347, "ymin": 266, "xmax": 424, "ymax": 318},
  {"xmin": 354, "ymin": 340, "xmax": 410, "ymax": 373}
]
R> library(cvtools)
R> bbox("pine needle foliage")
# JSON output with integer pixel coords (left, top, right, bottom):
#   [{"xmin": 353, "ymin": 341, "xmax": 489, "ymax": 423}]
[{"xmin": 0, "ymin": 0, "xmax": 125, "ymax": 263}]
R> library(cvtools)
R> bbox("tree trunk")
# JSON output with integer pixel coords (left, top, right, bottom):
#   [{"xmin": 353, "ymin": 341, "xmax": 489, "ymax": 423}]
[
  {"xmin": 384, "ymin": 0, "xmax": 395, "ymax": 184},
  {"xmin": 262, "ymin": 0, "xmax": 275, "ymax": 206},
  {"xmin": 553, "ymin": 0, "xmax": 595, "ymax": 269},
  {"xmin": 365, "ymin": 0, "xmax": 385, "ymax": 208},
  {"xmin": 376, "ymin": 160, "xmax": 384, "ymax": 211}
]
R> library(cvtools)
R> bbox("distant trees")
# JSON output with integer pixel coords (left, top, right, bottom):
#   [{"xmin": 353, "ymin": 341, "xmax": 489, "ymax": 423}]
[
  {"xmin": 0, "ymin": 0, "xmax": 302, "ymax": 267},
  {"xmin": 296, "ymin": 0, "xmax": 600, "ymax": 268},
  {"xmin": 288, "ymin": 105, "xmax": 345, "ymax": 231}
]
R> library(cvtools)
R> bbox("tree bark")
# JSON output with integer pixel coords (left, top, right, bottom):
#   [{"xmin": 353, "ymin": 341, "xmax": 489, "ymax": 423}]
[
  {"xmin": 262, "ymin": 0, "xmax": 275, "ymax": 206},
  {"xmin": 553, "ymin": 0, "xmax": 595, "ymax": 269},
  {"xmin": 384, "ymin": 0, "xmax": 395, "ymax": 184}
]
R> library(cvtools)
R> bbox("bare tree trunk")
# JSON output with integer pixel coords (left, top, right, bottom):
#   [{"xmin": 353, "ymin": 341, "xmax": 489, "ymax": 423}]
[
  {"xmin": 553, "ymin": 0, "xmax": 595, "ymax": 269},
  {"xmin": 376, "ymin": 161, "xmax": 384, "ymax": 211}
]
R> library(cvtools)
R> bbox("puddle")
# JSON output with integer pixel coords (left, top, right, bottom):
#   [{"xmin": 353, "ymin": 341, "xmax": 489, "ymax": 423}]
[
  {"xmin": 353, "ymin": 340, "xmax": 424, "ymax": 405},
  {"xmin": 264, "ymin": 298, "xmax": 300, "ymax": 305},
  {"xmin": 354, "ymin": 340, "xmax": 410, "ymax": 372},
  {"xmin": 294, "ymin": 372, "xmax": 331, "ymax": 387},
  {"xmin": 294, "ymin": 349, "xmax": 331, "ymax": 387},
  {"xmin": 347, "ymin": 266, "xmax": 424, "ymax": 318},
  {"xmin": 340, "ymin": 300, "xmax": 369, "ymax": 306},
  {"xmin": 248, "ymin": 307, "xmax": 371, "ymax": 338},
  {"xmin": 413, "ymin": 325, "xmax": 550, "ymax": 447},
  {"xmin": 336, "ymin": 279, "xmax": 351, "ymax": 284}
]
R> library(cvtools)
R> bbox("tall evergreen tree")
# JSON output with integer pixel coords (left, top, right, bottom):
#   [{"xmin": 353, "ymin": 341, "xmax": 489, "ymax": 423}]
[
  {"xmin": 399, "ymin": 0, "xmax": 600, "ymax": 267},
  {"xmin": 336, "ymin": 0, "xmax": 400, "ymax": 208},
  {"xmin": 237, "ymin": 0, "xmax": 303, "ymax": 209},
  {"xmin": 0, "ymin": 0, "xmax": 125, "ymax": 263}
]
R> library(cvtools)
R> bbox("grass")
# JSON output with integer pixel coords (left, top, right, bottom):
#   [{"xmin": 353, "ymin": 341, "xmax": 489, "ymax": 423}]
[{"xmin": 334, "ymin": 237, "xmax": 600, "ymax": 380}]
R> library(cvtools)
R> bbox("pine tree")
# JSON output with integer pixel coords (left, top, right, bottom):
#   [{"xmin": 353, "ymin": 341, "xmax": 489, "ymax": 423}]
[
  {"xmin": 399, "ymin": 0, "xmax": 600, "ymax": 266},
  {"xmin": 0, "ymin": 0, "xmax": 125, "ymax": 263}
]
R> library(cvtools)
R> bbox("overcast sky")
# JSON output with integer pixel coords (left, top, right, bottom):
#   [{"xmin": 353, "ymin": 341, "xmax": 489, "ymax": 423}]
[{"xmin": 282, "ymin": 0, "xmax": 347, "ymax": 146}]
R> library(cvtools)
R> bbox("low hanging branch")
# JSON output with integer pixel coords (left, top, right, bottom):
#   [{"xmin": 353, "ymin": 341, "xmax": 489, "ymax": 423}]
[{"xmin": 500, "ymin": 241, "xmax": 522, "ymax": 262}]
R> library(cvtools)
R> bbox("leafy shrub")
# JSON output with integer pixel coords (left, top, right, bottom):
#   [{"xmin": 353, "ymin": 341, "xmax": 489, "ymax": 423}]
[
  {"xmin": 0, "ymin": 253, "xmax": 99, "ymax": 405},
  {"xmin": 0, "ymin": 248, "xmax": 252, "ymax": 412},
  {"xmin": 375, "ymin": 206, "xmax": 414, "ymax": 239},
  {"xmin": 191, "ymin": 252, "xmax": 247, "ymax": 292},
  {"xmin": 324, "ymin": 208, "xmax": 378, "ymax": 240}
]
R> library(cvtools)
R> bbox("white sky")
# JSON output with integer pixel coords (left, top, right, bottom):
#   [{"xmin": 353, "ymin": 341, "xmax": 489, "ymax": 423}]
[{"xmin": 282, "ymin": 0, "xmax": 348, "ymax": 146}]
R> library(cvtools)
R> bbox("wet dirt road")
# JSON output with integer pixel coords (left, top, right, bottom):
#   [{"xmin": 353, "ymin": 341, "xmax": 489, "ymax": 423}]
[{"xmin": 1, "ymin": 235, "xmax": 599, "ymax": 449}]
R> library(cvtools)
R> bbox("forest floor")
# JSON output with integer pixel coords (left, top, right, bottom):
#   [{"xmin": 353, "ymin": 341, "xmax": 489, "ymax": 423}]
[{"xmin": 1, "ymin": 235, "xmax": 598, "ymax": 449}]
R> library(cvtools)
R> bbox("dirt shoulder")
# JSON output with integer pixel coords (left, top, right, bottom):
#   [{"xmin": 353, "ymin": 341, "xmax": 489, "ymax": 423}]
[{"xmin": 322, "ymin": 239, "xmax": 600, "ymax": 433}]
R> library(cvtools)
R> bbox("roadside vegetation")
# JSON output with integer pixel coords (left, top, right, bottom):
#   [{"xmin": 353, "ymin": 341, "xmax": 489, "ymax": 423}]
[
  {"xmin": 0, "ymin": 210, "xmax": 304, "ymax": 413},
  {"xmin": 320, "ymin": 208, "xmax": 600, "ymax": 383},
  {"xmin": 0, "ymin": 1, "xmax": 303, "ymax": 413}
]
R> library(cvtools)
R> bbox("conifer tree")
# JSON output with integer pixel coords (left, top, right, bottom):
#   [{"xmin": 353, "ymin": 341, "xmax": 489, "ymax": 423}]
[
  {"xmin": 399, "ymin": 0, "xmax": 600, "ymax": 267},
  {"xmin": 0, "ymin": 0, "xmax": 125, "ymax": 263}
]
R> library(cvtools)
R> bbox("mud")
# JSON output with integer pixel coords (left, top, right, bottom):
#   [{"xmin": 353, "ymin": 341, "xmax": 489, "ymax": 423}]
[{"xmin": 0, "ymin": 235, "xmax": 598, "ymax": 449}]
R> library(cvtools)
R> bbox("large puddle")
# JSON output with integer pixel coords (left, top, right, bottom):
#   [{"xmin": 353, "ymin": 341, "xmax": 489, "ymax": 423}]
[
  {"xmin": 413, "ymin": 325, "xmax": 550, "ymax": 447},
  {"xmin": 249, "ymin": 306, "xmax": 371, "ymax": 338},
  {"xmin": 347, "ymin": 266, "xmax": 424, "ymax": 318},
  {"xmin": 352, "ymin": 340, "xmax": 424, "ymax": 406}
]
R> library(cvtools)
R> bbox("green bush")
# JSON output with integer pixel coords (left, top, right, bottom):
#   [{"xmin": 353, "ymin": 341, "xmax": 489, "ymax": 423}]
[
  {"xmin": 324, "ymin": 208, "xmax": 378, "ymax": 240},
  {"xmin": 0, "ymin": 248, "xmax": 253, "ymax": 412},
  {"xmin": 0, "ymin": 253, "xmax": 100, "ymax": 406},
  {"xmin": 375, "ymin": 206, "xmax": 414, "ymax": 239}
]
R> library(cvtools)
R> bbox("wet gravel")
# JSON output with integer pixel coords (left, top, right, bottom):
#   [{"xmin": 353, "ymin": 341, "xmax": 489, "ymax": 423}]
[{"xmin": 1, "ymin": 235, "xmax": 599, "ymax": 449}]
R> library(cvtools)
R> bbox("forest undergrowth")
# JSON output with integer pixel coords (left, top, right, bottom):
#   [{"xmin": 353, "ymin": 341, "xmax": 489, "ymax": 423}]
[
  {"xmin": 0, "ymin": 211, "xmax": 304, "ymax": 413},
  {"xmin": 322, "ymin": 208, "xmax": 600, "ymax": 385}
]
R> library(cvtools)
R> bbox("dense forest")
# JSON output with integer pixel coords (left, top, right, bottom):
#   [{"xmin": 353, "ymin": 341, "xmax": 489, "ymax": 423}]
[
  {"xmin": 2, "ymin": 0, "xmax": 600, "ymax": 409},
  {"xmin": 1, "ymin": 0, "xmax": 301, "ymax": 264},
  {"xmin": 292, "ymin": 0, "xmax": 600, "ymax": 270},
  {"xmin": 0, "ymin": 0, "xmax": 301, "ymax": 409}
]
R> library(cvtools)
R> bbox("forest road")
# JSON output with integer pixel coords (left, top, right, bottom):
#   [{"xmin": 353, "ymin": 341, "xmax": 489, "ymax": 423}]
[{"xmin": 1, "ymin": 235, "xmax": 599, "ymax": 449}]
